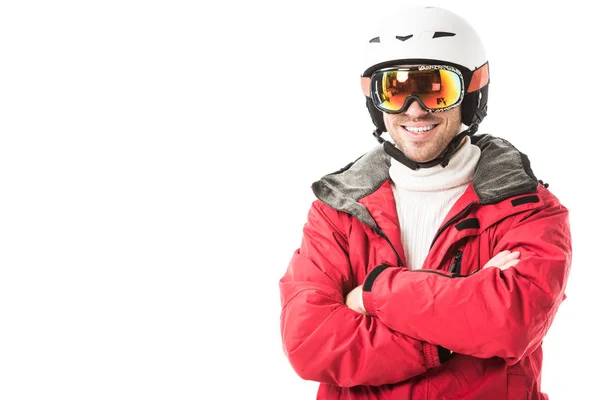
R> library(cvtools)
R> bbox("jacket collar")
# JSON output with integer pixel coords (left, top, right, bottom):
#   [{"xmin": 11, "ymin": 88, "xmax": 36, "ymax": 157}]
[{"xmin": 311, "ymin": 134, "xmax": 539, "ymax": 231}]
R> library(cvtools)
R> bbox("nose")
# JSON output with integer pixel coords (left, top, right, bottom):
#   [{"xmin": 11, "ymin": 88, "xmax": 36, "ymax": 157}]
[{"xmin": 403, "ymin": 98, "xmax": 429, "ymax": 119}]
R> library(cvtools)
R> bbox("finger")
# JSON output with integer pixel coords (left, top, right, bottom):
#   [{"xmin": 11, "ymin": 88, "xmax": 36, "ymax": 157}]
[
  {"xmin": 504, "ymin": 251, "xmax": 521, "ymax": 260},
  {"xmin": 484, "ymin": 252, "xmax": 506, "ymax": 265},
  {"xmin": 498, "ymin": 259, "xmax": 520, "ymax": 270},
  {"xmin": 506, "ymin": 258, "xmax": 520, "ymax": 267},
  {"xmin": 491, "ymin": 250, "xmax": 512, "ymax": 261},
  {"xmin": 495, "ymin": 250, "xmax": 520, "ymax": 262},
  {"xmin": 483, "ymin": 260, "xmax": 499, "ymax": 269},
  {"xmin": 484, "ymin": 251, "xmax": 512, "ymax": 267}
]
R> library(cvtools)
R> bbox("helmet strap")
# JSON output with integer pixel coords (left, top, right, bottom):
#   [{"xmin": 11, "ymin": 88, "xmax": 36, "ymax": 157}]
[{"xmin": 375, "ymin": 124, "xmax": 479, "ymax": 170}]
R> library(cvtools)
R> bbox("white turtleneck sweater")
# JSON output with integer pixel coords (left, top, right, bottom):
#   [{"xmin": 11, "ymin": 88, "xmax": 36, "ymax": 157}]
[{"xmin": 389, "ymin": 135, "xmax": 481, "ymax": 271}]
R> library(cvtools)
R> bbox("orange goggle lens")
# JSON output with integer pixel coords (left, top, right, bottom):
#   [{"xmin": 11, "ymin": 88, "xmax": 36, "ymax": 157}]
[{"xmin": 370, "ymin": 66, "xmax": 464, "ymax": 113}]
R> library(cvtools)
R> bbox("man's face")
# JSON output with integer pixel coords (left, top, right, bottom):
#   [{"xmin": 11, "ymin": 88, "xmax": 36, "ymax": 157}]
[{"xmin": 383, "ymin": 100, "xmax": 462, "ymax": 163}]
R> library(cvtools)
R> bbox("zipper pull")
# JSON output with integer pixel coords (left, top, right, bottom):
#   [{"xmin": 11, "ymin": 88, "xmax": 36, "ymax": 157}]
[{"xmin": 448, "ymin": 250, "xmax": 463, "ymax": 274}]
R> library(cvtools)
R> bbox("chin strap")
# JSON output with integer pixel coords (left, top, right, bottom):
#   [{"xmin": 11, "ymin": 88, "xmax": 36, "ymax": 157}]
[{"xmin": 373, "ymin": 124, "xmax": 479, "ymax": 170}]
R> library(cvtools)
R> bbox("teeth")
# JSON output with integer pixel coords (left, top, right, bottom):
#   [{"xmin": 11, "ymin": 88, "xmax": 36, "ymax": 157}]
[{"xmin": 404, "ymin": 125, "xmax": 435, "ymax": 133}]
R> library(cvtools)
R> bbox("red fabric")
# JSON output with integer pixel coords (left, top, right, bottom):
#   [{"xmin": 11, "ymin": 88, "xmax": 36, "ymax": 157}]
[
  {"xmin": 280, "ymin": 180, "xmax": 570, "ymax": 399},
  {"xmin": 467, "ymin": 63, "xmax": 490, "ymax": 93}
]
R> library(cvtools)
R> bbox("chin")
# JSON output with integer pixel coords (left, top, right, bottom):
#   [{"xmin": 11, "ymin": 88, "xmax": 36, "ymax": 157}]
[
  {"xmin": 405, "ymin": 150, "xmax": 437, "ymax": 163},
  {"xmin": 412, "ymin": 156, "xmax": 435, "ymax": 163}
]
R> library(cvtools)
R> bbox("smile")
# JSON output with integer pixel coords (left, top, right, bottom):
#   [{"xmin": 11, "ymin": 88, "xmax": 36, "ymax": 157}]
[{"xmin": 402, "ymin": 125, "xmax": 437, "ymax": 134}]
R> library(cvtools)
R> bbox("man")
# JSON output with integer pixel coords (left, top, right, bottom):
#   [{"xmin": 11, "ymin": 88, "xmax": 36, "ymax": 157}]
[{"xmin": 279, "ymin": 6, "xmax": 571, "ymax": 400}]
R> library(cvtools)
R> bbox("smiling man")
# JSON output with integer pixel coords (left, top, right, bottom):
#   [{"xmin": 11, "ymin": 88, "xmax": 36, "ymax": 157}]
[
  {"xmin": 279, "ymin": 6, "xmax": 571, "ymax": 400},
  {"xmin": 383, "ymin": 90, "xmax": 463, "ymax": 163}
]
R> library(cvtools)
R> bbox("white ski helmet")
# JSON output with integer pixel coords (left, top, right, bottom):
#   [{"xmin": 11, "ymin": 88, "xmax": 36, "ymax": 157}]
[{"xmin": 361, "ymin": 6, "xmax": 490, "ymax": 132}]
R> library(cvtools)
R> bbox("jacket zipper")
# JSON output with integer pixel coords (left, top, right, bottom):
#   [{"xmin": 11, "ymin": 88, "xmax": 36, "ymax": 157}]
[
  {"xmin": 373, "ymin": 228, "xmax": 469, "ymax": 278},
  {"xmin": 448, "ymin": 250, "xmax": 463, "ymax": 274},
  {"xmin": 429, "ymin": 202, "xmax": 478, "ymax": 250},
  {"xmin": 374, "ymin": 227, "xmax": 403, "ymax": 268},
  {"xmin": 413, "ymin": 202, "xmax": 477, "ymax": 278},
  {"xmin": 373, "ymin": 201, "xmax": 478, "ymax": 273}
]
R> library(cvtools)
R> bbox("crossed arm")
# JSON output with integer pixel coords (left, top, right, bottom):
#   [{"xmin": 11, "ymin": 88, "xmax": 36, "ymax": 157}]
[
  {"xmin": 280, "ymin": 202, "xmax": 447, "ymax": 387},
  {"xmin": 349, "ymin": 198, "xmax": 571, "ymax": 362},
  {"xmin": 280, "ymin": 195, "xmax": 571, "ymax": 385},
  {"xmin": 345, "ymin": 250, "xmax": 521, "ymax": 313}
]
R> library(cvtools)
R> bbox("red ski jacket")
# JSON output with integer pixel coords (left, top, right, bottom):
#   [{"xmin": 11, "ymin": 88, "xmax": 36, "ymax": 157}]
[{"xmin": 280, "ymin": 135, "xmax": 571, "ymax": 399}]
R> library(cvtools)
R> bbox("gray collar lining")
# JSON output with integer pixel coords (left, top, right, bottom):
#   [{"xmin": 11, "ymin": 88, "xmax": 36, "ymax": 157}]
[{"xmin": 311, "ymin": 134, "xmax": 538, "ymax": 230}]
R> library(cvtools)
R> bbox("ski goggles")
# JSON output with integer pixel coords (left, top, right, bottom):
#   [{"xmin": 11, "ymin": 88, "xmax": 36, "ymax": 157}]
[{"xmin": 361, "ymin": 65, "xmax": 465, "ymax": 113}]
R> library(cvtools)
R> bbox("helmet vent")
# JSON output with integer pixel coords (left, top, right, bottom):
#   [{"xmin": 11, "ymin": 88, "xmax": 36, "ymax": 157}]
[
  {"xmin": 432, "ymin": 31, "xmax": 456, "ymax": 38},
  {"xmin": 369, "ymin": 37, "xmax": 380, "ymax": 43},
  {"xmin": 395, "ymin": 35, "xmax": 413, "ymax": 41}
]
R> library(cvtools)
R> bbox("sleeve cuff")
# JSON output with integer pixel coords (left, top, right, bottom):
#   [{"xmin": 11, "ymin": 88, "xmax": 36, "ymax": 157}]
[
  {"xmin": 437, "ymin": 345, "xmax": 452, "ymax": 363},
  {"xmin": 422, "ymin": 343, "xmax": 452, "ymax": 369},
  {"xmin": 362, "ymin": 264, "xmax": 391, "ymax": 316}
]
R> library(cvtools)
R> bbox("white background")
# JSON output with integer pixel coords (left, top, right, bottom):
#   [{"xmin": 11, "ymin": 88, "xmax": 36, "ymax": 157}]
[{"xmin": 0, "ymin": 1, "xmax": 596, "ymax": 399}]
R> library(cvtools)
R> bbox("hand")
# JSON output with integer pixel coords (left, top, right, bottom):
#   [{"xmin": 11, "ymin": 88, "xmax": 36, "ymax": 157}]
[
  {"xmin": 345, "ymin": 285, "xmax": 366, "ymax": 314},
  {"xmin": 483, "ymin": 250, "xmax": 520, "ymax": 270}
]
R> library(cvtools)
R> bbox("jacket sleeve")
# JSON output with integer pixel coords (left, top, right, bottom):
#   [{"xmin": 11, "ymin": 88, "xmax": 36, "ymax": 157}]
[
  {"xmin": 280, "ymin": 201, "xmax": 447, "ymax": 388},
  {"xmin": 362, "ymin": 191, "xmax": 571, "ymax": 364}
]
